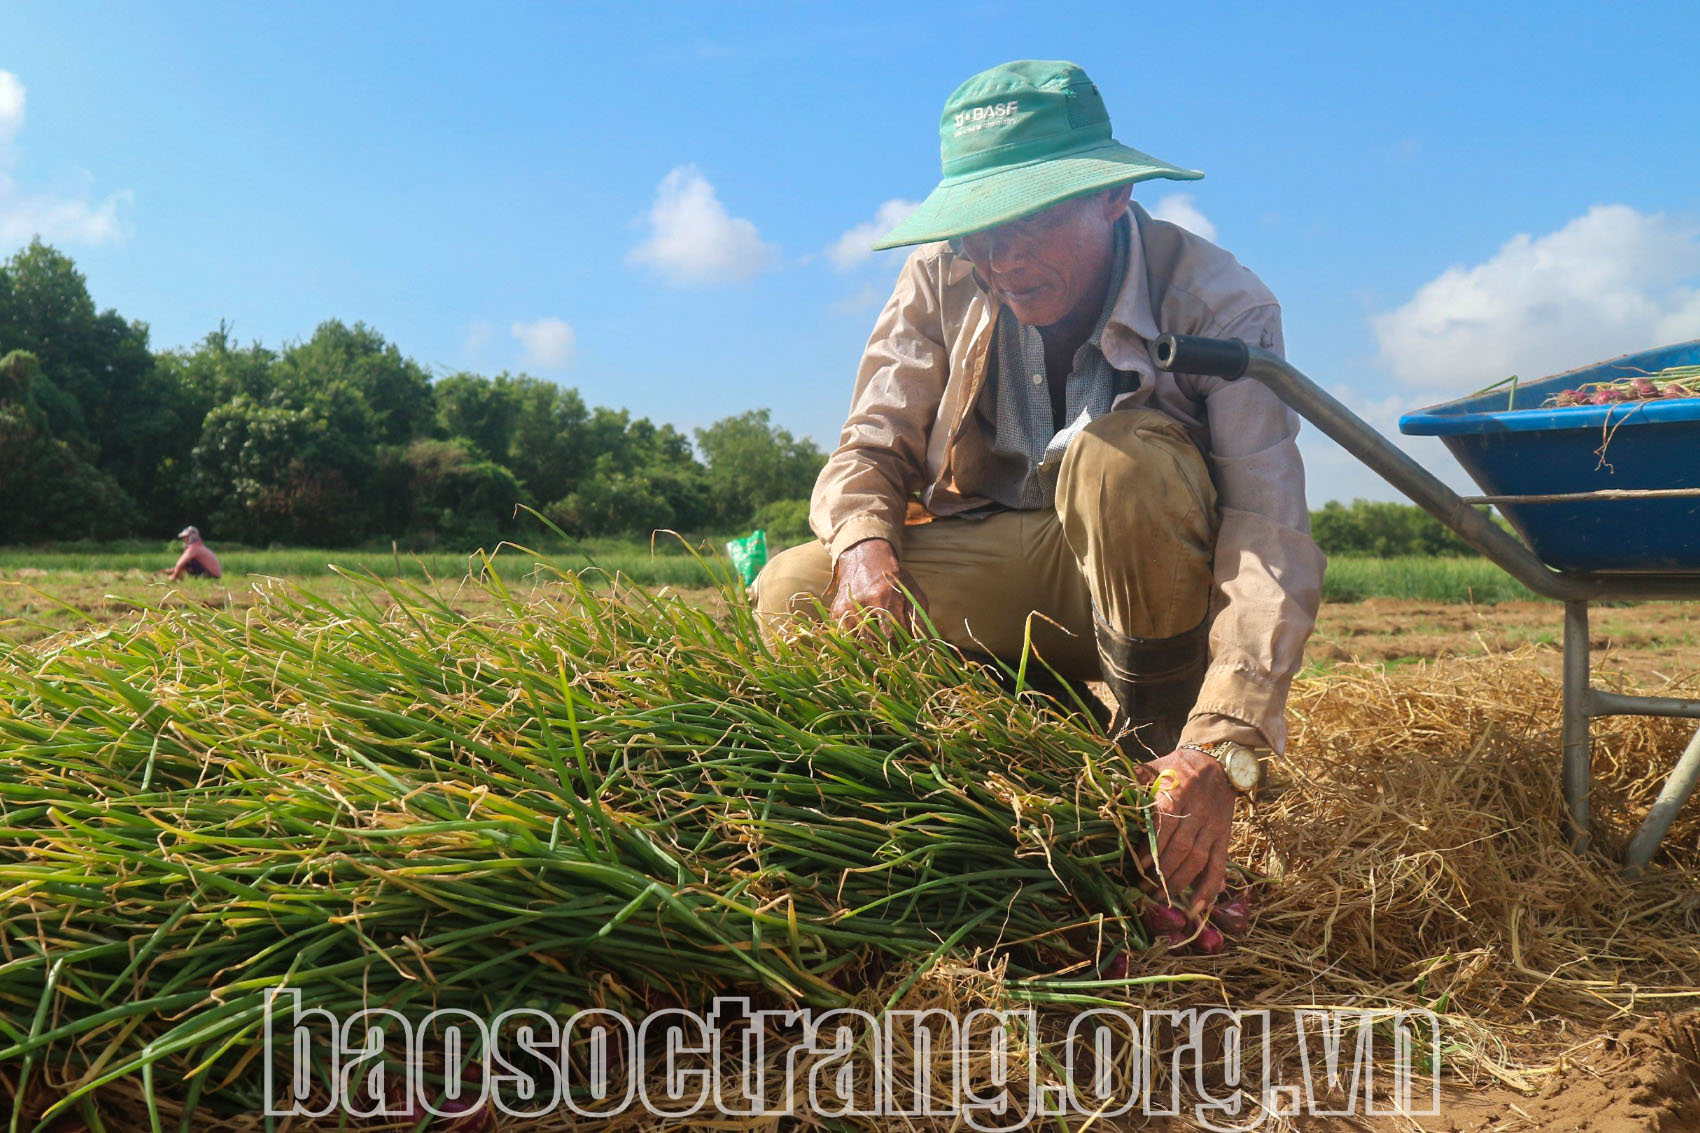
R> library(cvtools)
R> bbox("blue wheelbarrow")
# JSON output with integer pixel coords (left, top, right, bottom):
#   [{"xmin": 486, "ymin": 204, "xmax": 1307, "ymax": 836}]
[{"xmin": 1155, "ymin": 334, "xmax": 1700, "ymax": 874}]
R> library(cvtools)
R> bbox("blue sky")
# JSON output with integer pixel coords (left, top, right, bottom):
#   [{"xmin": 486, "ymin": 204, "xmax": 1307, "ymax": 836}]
[{"xmin": 3, "ymin": 1, "xmax": 1698, "ymax": 505}]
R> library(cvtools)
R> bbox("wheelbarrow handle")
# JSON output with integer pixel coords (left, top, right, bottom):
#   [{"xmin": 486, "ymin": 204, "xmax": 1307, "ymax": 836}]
[
  {"xmin": 1153, "ymin": 334, "xmax": 1250, "ymax": 380},
  {"xmin": 1152, "ymin": 332, "xmax": 1597, "ymax": 600}
]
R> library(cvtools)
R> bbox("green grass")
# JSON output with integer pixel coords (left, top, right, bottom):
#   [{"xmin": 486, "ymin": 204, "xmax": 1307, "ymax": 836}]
[
  {"xmin": 0, "ymin": 537, "xmax": 750, "ymax": 646},
  {"xmin": 1321, "ymin": 555, "xmax": 1540, "ymax": 604},
  {"xmin": 2, "ymin": 545, "xmax": 1546, "ymax": 610},
  {"xmin": 0, "ymin": 535, "xmax": 741, "ymax": 589}
]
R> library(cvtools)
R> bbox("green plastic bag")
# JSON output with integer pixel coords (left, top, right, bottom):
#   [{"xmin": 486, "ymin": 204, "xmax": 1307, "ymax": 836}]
[{"xmin": 726, "ymin": 529, "xmax": 768, "ymax": 587}]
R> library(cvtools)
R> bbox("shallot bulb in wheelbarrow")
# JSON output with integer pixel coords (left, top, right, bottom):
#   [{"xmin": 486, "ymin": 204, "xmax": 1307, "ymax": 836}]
[{"xmin": 1542, "ymin": 365, "xmax": 1700, "ymax": 408}]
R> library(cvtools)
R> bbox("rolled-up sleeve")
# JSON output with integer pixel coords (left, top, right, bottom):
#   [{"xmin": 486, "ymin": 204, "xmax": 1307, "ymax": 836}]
[
  {"xmin": 1179, "ymin": 304, "xmax": 1326, "ymax": 754},
  {"xmin": 810, "ymin": 250, "xmax": 951, "ymax": 563}
]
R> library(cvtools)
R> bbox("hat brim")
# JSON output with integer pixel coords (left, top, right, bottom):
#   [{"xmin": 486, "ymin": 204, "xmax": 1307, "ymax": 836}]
[{"xmin": 870, "ymin": 141, "xmax": 1202, "ymax": 251}]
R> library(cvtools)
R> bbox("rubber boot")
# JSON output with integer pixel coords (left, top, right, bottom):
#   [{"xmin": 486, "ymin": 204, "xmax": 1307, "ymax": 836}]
[{"xmin": 1094, "ymin": 611, "xmax": 1209, "ymax": 760}]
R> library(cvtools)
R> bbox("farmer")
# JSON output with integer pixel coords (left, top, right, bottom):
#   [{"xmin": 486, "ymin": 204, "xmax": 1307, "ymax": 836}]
[
  {"xmin": 753, "ymin": 60, "xmax": 1324, "ymax": 917},
  {"xmin": 164, "ymin": 525, "xmax": 223, "ymax": 580}
]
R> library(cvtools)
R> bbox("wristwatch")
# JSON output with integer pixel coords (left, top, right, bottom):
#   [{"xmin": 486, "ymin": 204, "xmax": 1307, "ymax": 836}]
[{"xmin": 1180, "ymin": 740, "xmax": 1264, "ymax": 794}]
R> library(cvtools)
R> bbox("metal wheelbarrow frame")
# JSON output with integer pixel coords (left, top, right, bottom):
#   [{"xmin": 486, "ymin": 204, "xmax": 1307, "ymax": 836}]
[{"xmin": 1154, "ymin": 334, "xmax": 1700, "ymax": 874}]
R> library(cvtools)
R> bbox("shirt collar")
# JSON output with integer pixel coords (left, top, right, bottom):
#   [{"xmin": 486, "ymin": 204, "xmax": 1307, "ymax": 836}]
[
  {"xmin": 1103, "ymin": 202, "xmax": 1162, "ymax": 349},
  {"xmin": 1085, "ymin": 214, "xmax": 1132, "ymax": 351}
]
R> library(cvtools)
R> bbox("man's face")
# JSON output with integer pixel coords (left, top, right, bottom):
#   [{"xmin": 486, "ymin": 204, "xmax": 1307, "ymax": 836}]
[{"xmin": 956, "ymin": 186, "xmax": 1128, "ymax": 328}]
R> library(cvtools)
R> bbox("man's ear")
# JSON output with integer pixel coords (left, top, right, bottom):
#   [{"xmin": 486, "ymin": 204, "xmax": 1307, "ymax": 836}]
[{"xmin": 1100, "ymin": 183, "xmax": 1134, "ymax": 220}]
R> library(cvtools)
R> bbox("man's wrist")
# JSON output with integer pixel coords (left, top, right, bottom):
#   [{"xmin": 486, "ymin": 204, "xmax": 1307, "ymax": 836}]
[
  {"xmin": 841, "ymin": 536, "xmax": 894, "ymax": 558},
  {"xmin": 831, "ymin": 537, "xmax": 898, "ymax": 581},
  {"xmin": 828, "ymin": 517, "xmax": 902, "ymax": 565},
  {"xmin": 1178, "ymin": 711, "xmax": 1269, "ymax": 752}
]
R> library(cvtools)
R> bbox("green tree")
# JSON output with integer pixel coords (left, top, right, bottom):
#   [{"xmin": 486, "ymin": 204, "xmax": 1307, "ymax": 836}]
[
  {"xmin": 156, "ymin": 324, "xmax": 279, "ymax": 408},
  {"xmin": 189, "ymin": 387, "xmax": 377, "ymax": 546},
  {"xmin": 434, "ymin": 372, "xmax": 522, "ymax": 462},
  {"xmin": 750, "ymin": 497, "xmax": 813, "ymax": 544},
  {"xmin": 278, "ymin": 320, "xmax": 433, "ymax": 446},
  {"xmin": 437, "ymin": 373, "xmax": 716, "ymax": 535},
  {"xmin": 504, "ymin": 380, "xmax": 592, "ymax": 504},
  {"xmin": 1310, "ymin": 500, "xmax": 1481, "ymax": 557},
  {"xmin": 0, "ymin": 349, "xmax": 130, "ymax": 542},
  {"xmin": 693, "ymin": 409, "xmax": 825, "ymax": 526},
  {"xmin": 546, "ymin": 455, "xmax": 675, "ymax": 538},
  {"xmin": 150, "ymin": 326, "xmax": 281, "ymax": 529},
  {"xmin": 0, "ymin": 241, "xmax": 180, "ymax": 532},
  {"xmin": 635, "ymin": 463, "xmax": 714, "ymax": 534},
  {"xmin": 392, "ymin": 438, "xmax": 527, "ymax": 546}
]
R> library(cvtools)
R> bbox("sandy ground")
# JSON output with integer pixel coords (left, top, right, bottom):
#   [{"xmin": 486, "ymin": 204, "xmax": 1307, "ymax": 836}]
[
  {"xmin": 1253, "ymin": 1011, "xmax": 1700, "ymax": 1132},
  {"xmin": 1119, "ymin": 600, "xmax": 1700, "ymax": 1132},
  {"xmin": 1305, "ymin": 602, "xmax": 1700, "ymax": 1132},
  {"xmin": 1427, "ymin": 1011, "xmax": 1700, "ymax": 1131},
  {"xmin": 1308, "ymin": 598, "xmax": 1700, "ymax": 685}
]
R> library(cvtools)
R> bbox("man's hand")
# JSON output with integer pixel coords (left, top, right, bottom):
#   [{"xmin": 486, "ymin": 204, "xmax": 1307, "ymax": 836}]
[
  {"xmin": 828, "ymin": 538, "xmax": 928, "ymax": 635},
  {"xmin": 1136, "ymin": 748, "xmax": 1237, "ymax": 918}
]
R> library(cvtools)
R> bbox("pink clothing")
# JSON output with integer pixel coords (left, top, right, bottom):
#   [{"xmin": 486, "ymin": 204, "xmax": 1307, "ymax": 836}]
[{"xmin": 169, "ymin": 541, "xmax": 222, "ymax": 579}]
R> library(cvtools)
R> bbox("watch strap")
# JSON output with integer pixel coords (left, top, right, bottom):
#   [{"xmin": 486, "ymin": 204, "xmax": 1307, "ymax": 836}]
[{"xmin": 1179, "ymin": 740, "xmax": 1264, "ymax": 793}]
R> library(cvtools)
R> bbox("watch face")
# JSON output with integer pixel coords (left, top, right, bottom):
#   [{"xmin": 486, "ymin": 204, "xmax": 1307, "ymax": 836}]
[{"xmin": 1223, "ymin": 746, "xmax": 1261, "ymax": 792}]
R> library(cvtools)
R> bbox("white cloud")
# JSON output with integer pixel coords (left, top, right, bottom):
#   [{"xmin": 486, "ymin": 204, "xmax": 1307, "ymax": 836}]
[
  {"xmin": 0, "ymin": 173, "xmax": 131, "ymax": 247},
  {"xmin": 0, "ymin": 71, "xmax": 23, "ymax": 145},
  {"xmin": 828, "ymin": 199, "xmax": 919, "ymax": 271},
  {"xmin": 1294, "ymin": 382, "xmax": 1476, "ymax": 508},
  {"xmin": 1372, "ymin": 204, "xmax": 1700, "ymax": 392},
  {"xmin": 510, "ymin": 317, "xmax": 575, "ymax": 369},
  {"xmin": 628, "ymin": 165, "xmax": 775, "ymax": 285},
  {"xmin": 0, "ymin": 74, "xmax": 133, "ymax": 251},
  {"xmin": 1148, "ymin": 193, "xmax": 1217, "ymax": 242}
]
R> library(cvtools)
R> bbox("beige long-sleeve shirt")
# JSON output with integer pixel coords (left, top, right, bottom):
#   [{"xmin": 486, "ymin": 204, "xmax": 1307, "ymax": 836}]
[{"xmin": 810, "ymin": 202, "xmax": 1326, "ymax": 753}]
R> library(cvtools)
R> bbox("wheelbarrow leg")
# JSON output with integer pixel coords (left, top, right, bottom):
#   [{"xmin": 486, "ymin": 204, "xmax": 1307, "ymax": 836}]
[
  {"xmin": 1562, "ymin": 600, "xmax": 1593, "ymax": 853},
  {"xmin": 1622, "ymin": 724, "xmax": 1700, "ymax": 876}
]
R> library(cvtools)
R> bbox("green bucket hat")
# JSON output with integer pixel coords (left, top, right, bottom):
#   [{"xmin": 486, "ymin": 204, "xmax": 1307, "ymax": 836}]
[{"xmin": 871, "ymin": 59, "xmax": 1203, "ymax": 251}]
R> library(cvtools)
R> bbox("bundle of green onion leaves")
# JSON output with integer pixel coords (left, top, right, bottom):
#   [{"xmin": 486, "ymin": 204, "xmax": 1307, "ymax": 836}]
[{"xmin": 0, "ymin": 549, "xmax": 1164, "ymax": 1124}]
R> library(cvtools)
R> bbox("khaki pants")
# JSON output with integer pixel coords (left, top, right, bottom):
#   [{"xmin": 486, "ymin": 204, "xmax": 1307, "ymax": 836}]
[{"xmin": 753, "ymin": 409, "xmax": 1219, "ymax": 681}]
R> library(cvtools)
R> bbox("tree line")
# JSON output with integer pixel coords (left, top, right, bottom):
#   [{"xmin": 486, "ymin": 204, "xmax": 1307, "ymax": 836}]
[
  {"xmin": 0, "ymin": 241, "xmax": 825, "ymax": 547},
  {"xmin": 0, "ymin": 239, "xmax": 1491, "ymax": 556},
  {"xmin": 1309, "ymin": 499, "xmax": 1484, "ymax": 558}
]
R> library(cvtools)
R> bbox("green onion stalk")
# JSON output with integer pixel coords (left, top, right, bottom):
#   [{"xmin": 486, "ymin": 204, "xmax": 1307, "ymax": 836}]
[{"xmin": 0, "ymin": 549, "xmax": 1162, "ymax": 1125}]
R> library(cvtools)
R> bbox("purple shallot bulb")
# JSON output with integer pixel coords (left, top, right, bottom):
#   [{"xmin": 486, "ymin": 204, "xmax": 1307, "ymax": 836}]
[
  {"xmin": 1211, "ymin": 898, "xmax": 1252, "ymax": 937},
  {"xmin": 1140, "ymin": 903, "xmax": 1190, "ymax": 947}
]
